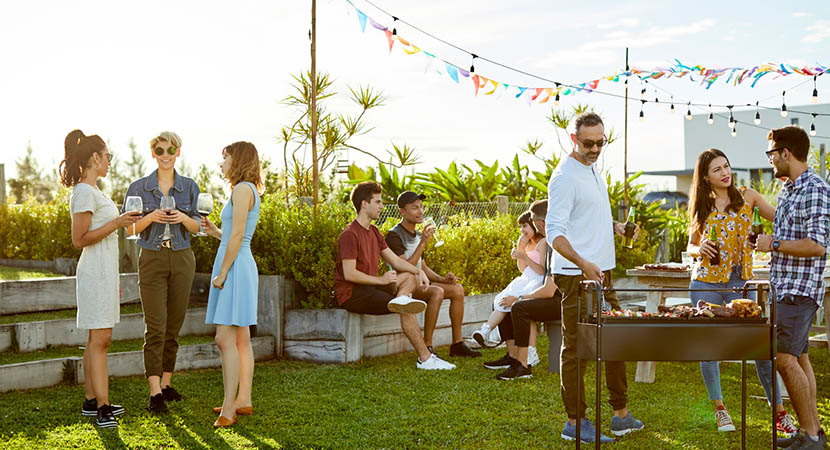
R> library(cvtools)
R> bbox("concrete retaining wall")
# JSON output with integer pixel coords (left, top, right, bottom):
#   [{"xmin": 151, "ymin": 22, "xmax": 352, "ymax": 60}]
[
  {"xmin": 0, "ymin": 336, "xmax": 275, "ymax": 393},
  {"xmin": 283, "ymin": 293, "xmax": 493, "ymax": 364},
  {"xmin": 0, "ymin": 274, "xmax": 141, "ymax": 315}
]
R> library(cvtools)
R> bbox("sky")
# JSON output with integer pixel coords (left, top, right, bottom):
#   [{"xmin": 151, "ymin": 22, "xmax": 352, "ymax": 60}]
[{"xmin": 1, "ymin": 0, "xmax": 829, "ymax": 192}]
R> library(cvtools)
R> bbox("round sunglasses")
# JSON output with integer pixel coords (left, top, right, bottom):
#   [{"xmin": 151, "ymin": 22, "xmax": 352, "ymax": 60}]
[{"xmin": 153, "ymin": 145, "xmax": 178, "ymax": 156}]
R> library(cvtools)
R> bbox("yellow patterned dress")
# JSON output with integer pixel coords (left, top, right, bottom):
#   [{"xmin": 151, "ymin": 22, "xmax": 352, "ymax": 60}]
[{"xmin": 691, "ymin": 186, "xmax": 754, "ymax": 282}]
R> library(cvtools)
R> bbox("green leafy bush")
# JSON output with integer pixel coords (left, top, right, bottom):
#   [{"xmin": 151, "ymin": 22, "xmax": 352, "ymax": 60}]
[{"xmin": 0, "ymin": 194, "xmax": 79, "ymax": 261}]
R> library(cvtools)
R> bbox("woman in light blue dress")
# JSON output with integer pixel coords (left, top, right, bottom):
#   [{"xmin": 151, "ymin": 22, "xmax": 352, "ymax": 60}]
[{"xmin": 202, "ymin": 141, "xmax": 263, "ymax": 428}]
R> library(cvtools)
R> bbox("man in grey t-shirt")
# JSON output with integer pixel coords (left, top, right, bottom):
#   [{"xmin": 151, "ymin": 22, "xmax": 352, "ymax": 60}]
[{"xmin": 385, "ymin": 191, "xmax": 481, "ymax": 358}]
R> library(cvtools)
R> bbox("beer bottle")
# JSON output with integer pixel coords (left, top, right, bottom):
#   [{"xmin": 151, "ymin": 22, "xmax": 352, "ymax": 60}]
[
  {"xmin": 709, "ymin": 224, "xmax": 720, "ymax": 265},
  {"xmin": 623, "ymin": 207, "xmax": 637, "ymax": 248},
  {"xmin": 748, "ymin": 206, "xmax": 763, "ymax": 245}
]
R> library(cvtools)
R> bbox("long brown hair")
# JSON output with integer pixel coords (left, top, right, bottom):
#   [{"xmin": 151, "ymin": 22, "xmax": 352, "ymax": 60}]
[
  {"xmin": 223, "ymin": 141, "xmax": 264, "ymax": 194},
  {"xmin": 518, "ymin": 211, "xmax": 542, "ymax": 242},
  {"xmin": 687, "ymin": 148, "xmax": 744, "ymax": 234},
  {"xmin": 59, "ymin": 130, "xmax": 106, "ymax": 187}
]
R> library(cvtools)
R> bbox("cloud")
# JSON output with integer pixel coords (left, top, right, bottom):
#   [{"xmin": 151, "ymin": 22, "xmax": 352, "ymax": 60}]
[
  {"xmin": 792, "ymin": 12, "xmax": 811, "ymax": 18},
  {"xmin": 597, "ymin": 17, "xmax": 641, "ymax": 30},
  {"xmin": 802, "ymin": 20, "xmax": 830, "ymax": 43},
  {"xmin": 536, "ymin": 18, "xmax": 716, "ymax": 67}
]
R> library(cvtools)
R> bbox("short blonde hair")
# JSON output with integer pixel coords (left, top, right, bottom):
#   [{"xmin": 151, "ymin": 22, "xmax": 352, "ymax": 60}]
[{"xmin": 150, "ymin": 131, "xmax": 182, "ymax": 149}]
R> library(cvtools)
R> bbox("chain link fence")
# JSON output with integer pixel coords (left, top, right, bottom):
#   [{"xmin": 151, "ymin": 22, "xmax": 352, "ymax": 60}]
[{"xmin": 376, "ymin": 200, "xmax": 533, "ymax": 227}]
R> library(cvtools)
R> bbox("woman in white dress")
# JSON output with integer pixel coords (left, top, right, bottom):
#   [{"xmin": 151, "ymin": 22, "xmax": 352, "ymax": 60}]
[{"xmin": 60, "ymin": 130, "xmax": 140, "ymax": 428}]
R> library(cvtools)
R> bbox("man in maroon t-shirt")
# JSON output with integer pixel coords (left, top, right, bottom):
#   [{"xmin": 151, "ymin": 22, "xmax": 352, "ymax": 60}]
[{"xmin": 335, "ymin": 181, "xmax": 455, "ymax": 370}]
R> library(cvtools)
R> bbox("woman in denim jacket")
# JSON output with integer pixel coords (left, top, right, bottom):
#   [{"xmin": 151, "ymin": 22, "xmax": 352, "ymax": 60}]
[{"xmin": 122, "ymin": 131, "xmax": 201, "ymax": 413}]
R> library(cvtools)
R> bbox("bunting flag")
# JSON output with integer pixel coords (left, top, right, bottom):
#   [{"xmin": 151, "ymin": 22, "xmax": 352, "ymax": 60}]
[{"xmin": 343, "ymin": 0, "xmax": 827, "ymax": 109}]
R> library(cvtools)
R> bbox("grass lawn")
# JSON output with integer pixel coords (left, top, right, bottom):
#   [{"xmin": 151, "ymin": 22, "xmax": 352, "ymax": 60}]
[
  {"xmin": 0, "ymin": 265, "xmax": 63, "ymax": 280},
  {"xmin": 1, "ymin": 336, "xmax": 827, "ymax": 449}
]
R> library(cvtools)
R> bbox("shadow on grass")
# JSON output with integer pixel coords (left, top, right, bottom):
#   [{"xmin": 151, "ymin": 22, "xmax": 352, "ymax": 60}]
[
  {"xmin": 235, "ymin": 427, "xmax": 324, "ymax": 450},
  {"xmin": 93, "ymin": 425, "xmax": 126, "ymax": 450}
]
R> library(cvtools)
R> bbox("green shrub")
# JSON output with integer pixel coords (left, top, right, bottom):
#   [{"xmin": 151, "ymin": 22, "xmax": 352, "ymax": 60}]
[{"xmin": 0, "ymin": 195, "xmax": 79, "ymax": 261}]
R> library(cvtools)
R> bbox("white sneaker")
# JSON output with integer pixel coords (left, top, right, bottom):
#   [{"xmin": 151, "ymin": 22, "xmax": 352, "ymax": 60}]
[
  {"xmin": 472, "ymin": 325, "xmax": 491, "ymax": 348},
  {"xmin": 387, "ymin": 295, "xmax": 427, "ymax": 314},
  {"xmin": 416, "ymin": 354, "xmax": 456, "ymax": 370},
  {"xmin": 527, "ymin": 346, "xmax": 540, "ymax": 367}
]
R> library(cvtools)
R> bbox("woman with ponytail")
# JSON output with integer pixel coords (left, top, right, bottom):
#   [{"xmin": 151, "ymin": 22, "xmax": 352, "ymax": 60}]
[{"xmin": 60, "ymin": 130, "xmax": 140, "ymax": 428}]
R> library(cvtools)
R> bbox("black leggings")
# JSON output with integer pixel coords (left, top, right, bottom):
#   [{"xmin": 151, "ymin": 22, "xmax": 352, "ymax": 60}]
[{"xmin": 511, "ymin": 291, "xmax": 563, "ymax": 347}]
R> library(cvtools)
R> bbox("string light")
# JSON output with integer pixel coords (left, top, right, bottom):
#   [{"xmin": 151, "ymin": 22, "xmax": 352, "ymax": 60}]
[
  {"xmin": 811, "ymin": 113, "xmax": 818, "ymax": 136},
  {"xmin": 813, "ymin": 76, "xmax": 819, "ymax": 104},
  {"xmin": 469, "ymin": 54, "xmax": 477, "ymax": 74},
  {"xmin": 728, "ymin": 105, "xmax": 735, "ymax": 129},
  {"xmin": 554, "ymin": 82, "xmax": 560, "ymax": 106},
  {"xmin": 670, "ymin": 96, "xmax": 675, "ymax": 113},
  {"xmin": 755, "ymin": 101, "xmax": 761, "ymax": 125},
  {"xmin": 639, "ymin": 100, "xmax": 645, "ymax": 122},
  {"xmin": 391, "ymin": 16, "xmax": 398, "ymax": 35},
  {"xmin": 731, "ymin": 123, "xmax": 737, "ymax": 137},
  {"xmin": 781, "ymin": 91, "xmax": 788, "ymax": 117},
  {"xmin": 708, "ymin": 104, "xmax": 714, "ymax": 124},
  {"xmin": 686, "ymin": 102, "xmax": 693, "ymax": 120}
]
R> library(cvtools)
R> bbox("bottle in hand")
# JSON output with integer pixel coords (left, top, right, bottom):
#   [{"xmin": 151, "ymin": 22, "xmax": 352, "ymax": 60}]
[
  {"xmin": 747, "ymin": 206, "xmax": 763, "ymax": 245},
  {"xmin": 623, "ymin": 206, "xmax": 637, "ymax": 248},
  {"xmin": 709, "ymin": 224, "xmax": 720, "ymax": 266}
]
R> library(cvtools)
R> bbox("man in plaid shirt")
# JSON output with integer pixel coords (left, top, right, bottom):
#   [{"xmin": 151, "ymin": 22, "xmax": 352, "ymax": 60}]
[{"xmin": 754, "ymin": 125, "xmax": 829, "ymax": 449}]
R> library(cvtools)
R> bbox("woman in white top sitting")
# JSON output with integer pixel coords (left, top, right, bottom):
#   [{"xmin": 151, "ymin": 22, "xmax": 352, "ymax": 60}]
[
  {"xmin": 60, "ymin": 130, "xmax": 139, "ymax": 428},
  {"xmin": 472, "ymin": 211, "xmax": 547, "ymax": 364}
]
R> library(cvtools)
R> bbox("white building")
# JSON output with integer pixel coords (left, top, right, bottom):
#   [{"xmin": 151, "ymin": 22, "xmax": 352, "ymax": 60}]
[{"xmin": 635, "ymin": 103, "xmax": 830, "ymax": 194}]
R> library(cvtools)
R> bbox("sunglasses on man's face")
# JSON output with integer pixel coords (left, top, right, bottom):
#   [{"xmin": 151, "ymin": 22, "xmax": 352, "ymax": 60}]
[
  {"xmin": 154, "ymin": 145, "xmax": 178, "ymax": 156},
  {"xmin": 765, "ymin": 147, "xmax": 786, "ymax": 159},
  {"xmin": 575, "ymin": 135, "xmax": 608, "ymax": 149}
]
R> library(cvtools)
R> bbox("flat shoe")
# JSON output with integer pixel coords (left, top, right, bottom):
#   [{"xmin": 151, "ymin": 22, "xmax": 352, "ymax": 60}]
[
  {"xmin": 213, "ymin": 406, "xmax": 253, "ymax": 415},
  {"xmin": 213, "ymin": 414, "xmax": 238, "ymax": 428}
]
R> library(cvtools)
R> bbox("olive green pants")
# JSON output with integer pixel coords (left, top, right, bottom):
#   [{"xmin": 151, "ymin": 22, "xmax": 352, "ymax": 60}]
[
  {"xmin": 138, "ymin": 247, "xmax": 195, "ymax": 378},
  {"xmin": 555, "ymin": 270, "xmax": 628, "ymax": 420}
]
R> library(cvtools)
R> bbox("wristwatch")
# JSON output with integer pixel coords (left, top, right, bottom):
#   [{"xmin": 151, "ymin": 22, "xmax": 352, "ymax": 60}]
[
  {"xmin": 772, "ymin": 239, "xmax": 780, "ymax": 251},
  {"xmin": 517, "ymin": 295, "xmax": 524, "ymax": 301}
]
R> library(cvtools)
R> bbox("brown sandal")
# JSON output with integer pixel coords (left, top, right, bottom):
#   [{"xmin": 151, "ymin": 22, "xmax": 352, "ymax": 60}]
[
  {"xmin": 213, "ymin": 414, "xmax": 238, "ymax": 428},
  {"xmin": 212, "ymin": 406, "xmax": 253, "ymax": 415}
]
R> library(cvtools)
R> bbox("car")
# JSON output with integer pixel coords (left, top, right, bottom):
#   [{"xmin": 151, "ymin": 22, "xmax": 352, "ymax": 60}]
[{"xmin": 642, "ymin": 191, "xmax": 689, "ymax": 210}]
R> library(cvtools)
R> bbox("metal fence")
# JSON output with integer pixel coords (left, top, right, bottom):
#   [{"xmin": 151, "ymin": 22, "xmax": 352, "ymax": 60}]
[{"xmin": 376, "ymin": 200, "xmax": 532, "ymax": 227}]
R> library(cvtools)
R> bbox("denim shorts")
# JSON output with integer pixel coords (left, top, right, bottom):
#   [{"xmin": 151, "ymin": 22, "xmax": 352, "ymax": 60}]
[
  {"xmin": 776, "ymin": 294, "xmax": 819, "ymax": 356},
  {"xmin": 689, "ymin": 265, "xmax": 755, "ymax": 306}
]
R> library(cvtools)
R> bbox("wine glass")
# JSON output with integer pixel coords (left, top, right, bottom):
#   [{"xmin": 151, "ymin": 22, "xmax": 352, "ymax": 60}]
[
  {"xmin": 124, "ymin": 196, "xmax": 143, "ymax": 240},
  {"xmin": 424, "ymin": 217, "xmax": 444, "ymax": 247},
  {"xmin": 160, "ymin": 195, "xmax": 175, "ymax": 240},
  {"xmin": 196, "ymin": 193, "xmax": 213, "ymax": 237}
]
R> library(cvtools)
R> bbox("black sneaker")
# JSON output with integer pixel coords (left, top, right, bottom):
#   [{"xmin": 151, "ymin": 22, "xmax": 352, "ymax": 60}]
[
  {"xmin": 450, "ymin": 341, "xmax": 482, "ymax": 357},
  {"xmin": 162, "ymin": 385, "xmax": 183, "ymax": 402},
  {"xmin": 95, "ymin": 404, "xmax": 118, "ymax": 428},
  {"xmin": 496, "ymin": 361, "xmax": 532, "ymax": 380},
  {"xmin": 82, "ymin": 398, "xmax": 97, "ymax": 417},
  {"xmin": 147, "ymin": 393, "xmax": 168, "ymax": 413},
  {"xmin": 83, "ymin": 398, "xmax": 125, "ymax": 417},
  {"xmin": 483, "ymin": 353, "xmax": 516, "ymax": 370}
]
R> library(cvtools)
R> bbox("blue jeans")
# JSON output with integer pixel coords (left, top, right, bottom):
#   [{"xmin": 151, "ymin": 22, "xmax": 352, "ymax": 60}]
[{"xmin": 690, "ymin": 266, "xmax": 782, "ymax": 405}]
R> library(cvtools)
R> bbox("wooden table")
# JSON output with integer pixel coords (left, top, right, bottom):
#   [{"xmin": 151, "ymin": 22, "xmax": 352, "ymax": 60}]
[{"xmin": 625, "ymin": 267, "xmax": 830, "ymax": 383}]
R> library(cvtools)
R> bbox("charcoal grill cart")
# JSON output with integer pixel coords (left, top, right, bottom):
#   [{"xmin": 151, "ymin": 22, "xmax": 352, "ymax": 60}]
[{"xmin": 574, "ymin": 280, "xmax": 777, "ymax": 449}]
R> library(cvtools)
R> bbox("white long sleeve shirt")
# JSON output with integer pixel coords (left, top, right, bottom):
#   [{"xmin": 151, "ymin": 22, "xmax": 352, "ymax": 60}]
[{"xmin": 545, "ymin": 155, "xmax": 616, "ymax": 276}]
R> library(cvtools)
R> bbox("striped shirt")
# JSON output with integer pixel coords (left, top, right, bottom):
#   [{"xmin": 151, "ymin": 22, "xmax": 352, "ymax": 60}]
[{"xmin": 770, "ymin": 168, "xmax": 830, "ymax": 305}]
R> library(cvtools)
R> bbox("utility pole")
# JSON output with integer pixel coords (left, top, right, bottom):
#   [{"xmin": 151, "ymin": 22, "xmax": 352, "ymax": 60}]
[
  {"xmin": 310, "ymin": 0, "xmax": 319, "ymax": 208},
  {"xmin": 0, "ymin": 164, "xmax": 5, "ymax": 204},
  {"xmin": 623, "ymin": 47, "xmax": 630, "ymax": 213}
]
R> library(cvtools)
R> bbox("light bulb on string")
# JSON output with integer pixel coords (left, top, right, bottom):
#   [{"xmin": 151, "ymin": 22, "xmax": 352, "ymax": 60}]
[
  {"xmin": 707, "ymin": 104, "xmax": 714, "ymax": 125},
  {"xmin": 754, "ymin": 101, "xmax": 761, "ymax": 125},
  {"xmin": 812, "ymin": 76, "xmax": 819, "ymax": 104},
  {"xmin": 811, "ymin": 113, "xmax": 818, "ymax": 136},
  {"xmin": 670, "ymin": 96, "xmax": 675, "ymax": 113},
  {"xmin": 391, "ymin": 17, "xmax": 398, "ymax": 35},
  {"xmin": 731, "ymin": 124, "xmax": 737, "ymax": 137},
  {"xmin": 728, "ymin": 106, "xmax": 735, "ymax": 129},
  {"xmin": 639, "ymin": 100, "xmax": 645, "ymax": 122},
  {"xmin": 469, "ymin": 54, "xmax": 477, "ymax": 74},
  {"xmin": 554, "ymin": 83, "xmax": 560, "ymax": 107},
  {"xmin": 686, "ymin": 102, "xmax": 693, "ymax": 120},
  {"xmin": 781, "ymin": 91, "xmax": 788, "ymax": 117}
]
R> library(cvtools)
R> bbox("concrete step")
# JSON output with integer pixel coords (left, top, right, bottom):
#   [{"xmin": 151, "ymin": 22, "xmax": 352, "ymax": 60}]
[
  {"xmin": 0, "ymin": 335, "xmax": 276, "ymax": 393},
  {"xmin": 0, "ymin": 307, "xmax": 215, "ymax": 353}
]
